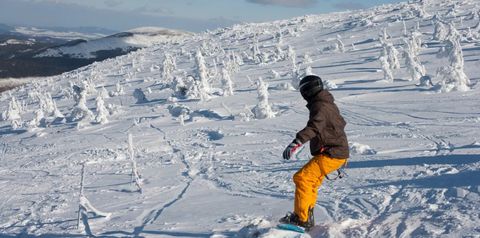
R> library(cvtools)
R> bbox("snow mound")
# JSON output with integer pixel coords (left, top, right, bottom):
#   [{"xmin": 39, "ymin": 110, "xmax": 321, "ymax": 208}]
[{"xmin": 349, "ymin": 142, "xmax": 377, "ymax": 155}]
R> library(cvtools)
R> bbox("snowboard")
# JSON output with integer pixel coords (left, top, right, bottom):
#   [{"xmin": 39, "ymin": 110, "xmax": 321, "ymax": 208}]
[{"xmin": 277, "ymin": 223, "xmax": 306, "ymax": 233}]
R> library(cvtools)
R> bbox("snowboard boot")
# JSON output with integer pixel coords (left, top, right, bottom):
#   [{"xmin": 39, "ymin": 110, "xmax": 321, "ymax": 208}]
[{"xmin": 279, "ymin": 207, "xmax": 315, "ymax": 231}]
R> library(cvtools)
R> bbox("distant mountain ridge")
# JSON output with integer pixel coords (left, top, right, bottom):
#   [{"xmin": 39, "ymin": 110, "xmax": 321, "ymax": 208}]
[
  {"xmin": 35, "ymin": 27, "xmax": 192, "ymax": 59},
  {"xmin": 0, "ymin": 24, "xmax": 191, "ymax": 78}
]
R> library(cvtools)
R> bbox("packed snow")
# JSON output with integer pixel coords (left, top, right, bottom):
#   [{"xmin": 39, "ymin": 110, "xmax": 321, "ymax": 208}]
[{"xmin": 1, "ymin": 0, "xmax": 479, "ymax": 237}]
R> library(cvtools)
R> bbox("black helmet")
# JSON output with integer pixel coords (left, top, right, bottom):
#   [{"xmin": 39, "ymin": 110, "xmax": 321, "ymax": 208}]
[{"xmin": 299, "ymin": 75, "xmax": 323, "ymax": 100}]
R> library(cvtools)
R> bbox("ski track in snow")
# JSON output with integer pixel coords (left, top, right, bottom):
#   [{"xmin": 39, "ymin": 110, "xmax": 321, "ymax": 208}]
[{"xmin": 1, "ymin": 0, "xmax": 480, "ymax": 237}]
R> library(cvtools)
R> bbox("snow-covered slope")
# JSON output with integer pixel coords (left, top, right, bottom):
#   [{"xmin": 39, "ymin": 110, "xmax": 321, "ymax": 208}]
[
  {"xmin": 1, "ymin": 0, "xmax": 480, "ymax": 237},
  {"xmin": 35, "ymin": 27, "xmax": 192, "ymax": 59}
]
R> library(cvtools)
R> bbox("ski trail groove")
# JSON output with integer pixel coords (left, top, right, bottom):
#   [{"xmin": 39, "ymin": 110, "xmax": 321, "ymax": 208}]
[{"xmin": 131, "ymin": 125, "xmax": 195, "ymax": 237}]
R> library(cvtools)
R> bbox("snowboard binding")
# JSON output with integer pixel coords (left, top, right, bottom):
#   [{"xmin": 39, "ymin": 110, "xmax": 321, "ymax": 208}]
[{"xmin": 278, "ymin": 207, "xmax": 315, "ymax": 231}]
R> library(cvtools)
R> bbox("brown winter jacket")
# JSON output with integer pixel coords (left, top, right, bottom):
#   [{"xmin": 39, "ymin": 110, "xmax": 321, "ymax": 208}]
[{"xmin": 295, "ymin": 90, "xmax": 350, "ymax": 159}]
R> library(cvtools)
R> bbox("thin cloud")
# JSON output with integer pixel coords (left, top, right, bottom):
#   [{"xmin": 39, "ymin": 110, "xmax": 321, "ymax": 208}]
[
  {"xmin": 246, "ymin": 0, "xmax": 317, "ymax": 8},
  {"xmin": 133, "ymin": 5, "xmax": 173, "ymax": 16},
  {"xmin": 103, "ymin": 0, "xmax": 123, "ymax": 8}
]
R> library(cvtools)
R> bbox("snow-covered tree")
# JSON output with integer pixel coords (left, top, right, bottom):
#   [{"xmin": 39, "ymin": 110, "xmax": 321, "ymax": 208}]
[
  {"xmin": 224, "ymin": 53, "xmax": 241, "ymax": 74},
  {"xmin": 171, "ymin": 76, "xmax": 188, "ymax": 99},
  {"xmin": 383, "ymin": 42, "xmax": 400, "ymax": 70},
  {"xmin": 409, "ymin": 31, "xmax": 423, "ymax": 56},
  {"xmin": 270, "ymin": 69, "xmax": 280, "ymax": 79},
  {"xmin": 276, "ymin": 29, "xmax": 283, "ymax": 45},
  {"xmin": 432, "ymin": 15, "xmax": 448, "ymax": 41},
  {"xmin": 402, "ymin": 40, "xmax": 426, "ymax": 82},
  {"xmin": 435, "ymin": 24, "xmax": 470, "ymax": 92},
  {"xmin": 381, "ymin": 28, "xmax": 391, "ymax": 41},
  {"xmin": 109, "ymin": 82, "xmax": 124, "ymax": 97},
  {"xmin": 95, "ymin": 95, "xmax": 109, "ymax": 124},
  {"xmin": 287, "ymin": 46, "xmax": 296, "ymax": 70},
  {"xmin": 221, "ymin": 68, "xmax": 234, "ymax": 96},
  {"xmin": 252, "ymin": 78, "xmax": 275, "ymax": 119},
  {"xmin": 412, "ymin": 2, "xmax": 429, "ymax": 18},
  {"xmin": 28, "ymin": 109, "xmax": 45, "ymax": 128},
  {"xmin": 99, "ymin": 86, "xmax": 109, "ymax": 99},
  {"xmin": 303, "ymin": 53, "xmax": 312, "ymax": 65},
  {"xmin": 182, "ymin": 75, "xmax": 210, "ymax": 101},
  {"xmin": 82, "ymin": 78, "xmax": 97, "ymax": 95},
  {"xmin": 274, "ymin": 44, "xmax": 286, "ymax": 62},
  {"xmin": 38, "ymin": 92, "xmax": 63, "ymax": 118},
  {"xmin": 128, "ymin": 133, "xmax": 143, "ymax": 193},
  {"xmin": 379, "ymin": 56, "xmax": 394, "ymax": 82},
  {"xmin": 1, "ymin": 96, "xmax": 22, "ymax": 121},
  {"xmin": 251, "ymin": 40, "xmax": 262, "ymax": 64},
  {"xmin": 195, "ymin": 50, "xmax": 211, "ymax": 100},
  {"xmin": 70, "ymin": 87, "xmax": 94, "ymax": 122},
  {"xmin": 291, "ymin": 70, "xmax": 301, "ymax": 89},
  {"xmin": 162, "ymin": 53, "xmax": 176, "ymax": 83},
  {"xmin": 335, "ymin": 35, "xmax": 345, "ymax": 53}
]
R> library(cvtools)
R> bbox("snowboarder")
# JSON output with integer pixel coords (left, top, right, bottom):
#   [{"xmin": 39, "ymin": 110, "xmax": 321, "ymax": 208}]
[{"xmin": 280, "ymin": 75, "xmax": 349, "ymax": 230}]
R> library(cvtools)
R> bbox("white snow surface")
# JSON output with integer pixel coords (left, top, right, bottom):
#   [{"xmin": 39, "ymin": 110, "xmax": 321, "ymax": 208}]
[
  {"xmin": 36, "ymin": 27, "xmax": 192, "ymax": 59},
  {"xmin": 1, "ymin": 0, "xmax": 480, "ymax": 237}
]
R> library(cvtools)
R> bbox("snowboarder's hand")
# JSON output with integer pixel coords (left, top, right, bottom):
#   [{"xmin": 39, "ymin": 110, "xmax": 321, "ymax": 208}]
[{"xmin": 283, "ymin": 139, "xmax": 302, "ymax": 160}]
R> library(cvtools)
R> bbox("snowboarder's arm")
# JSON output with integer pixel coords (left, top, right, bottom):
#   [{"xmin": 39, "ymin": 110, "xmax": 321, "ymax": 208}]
[{"xmin": 295, "ymin": 113, "xmax": 326, "ymax": 144}]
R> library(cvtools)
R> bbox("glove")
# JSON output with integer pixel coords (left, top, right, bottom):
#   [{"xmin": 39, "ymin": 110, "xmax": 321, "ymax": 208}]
[{"xmin": 283, "ymin": 139, "xmax": 302, "ymax": 160}]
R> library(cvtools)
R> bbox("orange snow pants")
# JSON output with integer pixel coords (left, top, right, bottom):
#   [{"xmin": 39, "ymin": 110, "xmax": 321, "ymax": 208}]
[{"xmin": 293, "ymin": 154, "xmax": 347, "ymax": 222}]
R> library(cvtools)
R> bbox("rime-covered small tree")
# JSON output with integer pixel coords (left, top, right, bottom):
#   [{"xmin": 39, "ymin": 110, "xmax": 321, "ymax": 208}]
[
  {"xmin": 251, "ymin": 41, "xmax": 262, "ymax": 64},
  {"xmin": 95, "ymin": 95, "xmax": 109, "ymax": 124},
  {"xmin": 38, "ymin": 92, "xmax": 63, "ymax": 118},
  {"xmin": 70, "ymin": 87, "xmax": 94, "ymax": 122},
  {"xmin": 435, "ymin": 24, "xmax": 470, "ymax": 92},
  {"xmin": 221, "ymin": 68, "xmax": 234, "ymax": 96},
  {"xmin": 162, "ymin": 53, "xmax": 176, "ymax": 84},
  {"xmin": 109, "ymin": 82, "xmax": 124, "ymax": 97},
  {"xmin": 379, "ymin": 56, "xmax": 394, "ymax": 82},
  {"xmin": 287, "ymin": 45, "xmax": 296, "ymax": 68},
  {"xmin": 335, "ymin": 35, "xmax": 345, "ymax": 53},
  {"xmin": 1, "ymin": 96, "xmax": 22, "ymax": 122},
  {"xmin": 274, "ymin": 44, "xmax": 286, "ymax": 62},
  {"xmin": 128, "ymin": 133, "xmax": 143, "ymax": 193},
  {"xmin": 303, "ymin": 53, "xmax": 312, "ymax": 65},
  {"xmin": 270, "ymin": 69, "xmax": 280, "ymax": 79},
  {"xmin": 403, "ymin": 40, "xmax": 426, "ymax": 82},
  {"xmin": 432, "ymin": 15, "xmax": 448, "ymax": 41},
  {"xmin": 99, "ymin": 86, "xmax": 109, "ymax": 99},
  {"xmin": 195, "ymin": 50, "xmax": 211, "ymax": 100},
  {"xmin": 380, "ymin": 38, "xmax": 400, "ymax": 70},
  {"xmin": 252, "ymin": 78, "xmax": 275, "ymax": 119}
]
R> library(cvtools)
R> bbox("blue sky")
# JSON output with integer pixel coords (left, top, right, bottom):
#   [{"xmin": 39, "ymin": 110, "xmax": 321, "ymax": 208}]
[{"xmin": 0, "ymin": 0, "xmax": 404, "ymax": 32}]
